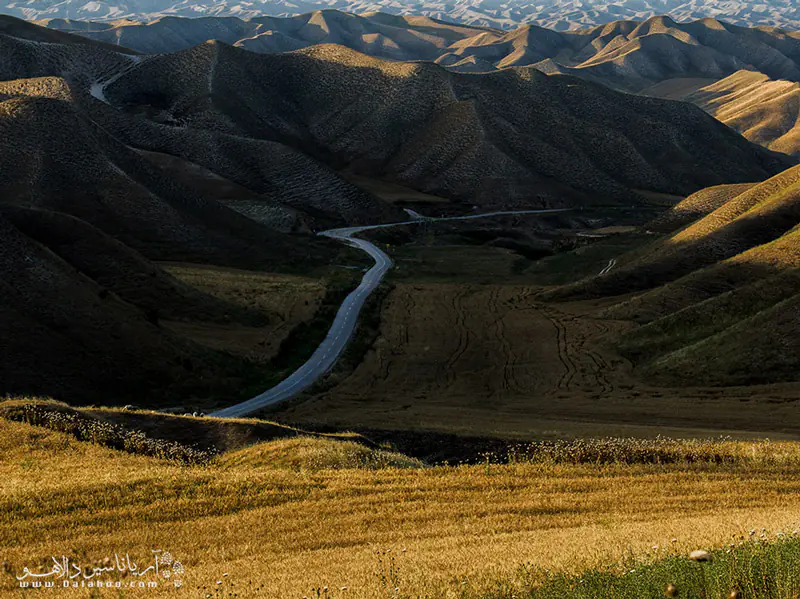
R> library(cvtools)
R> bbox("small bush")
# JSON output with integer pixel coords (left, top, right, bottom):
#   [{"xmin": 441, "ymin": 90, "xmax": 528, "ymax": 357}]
[{"xmin": 497, "ymin": 436, "xmax": 800, "ymax": 466}]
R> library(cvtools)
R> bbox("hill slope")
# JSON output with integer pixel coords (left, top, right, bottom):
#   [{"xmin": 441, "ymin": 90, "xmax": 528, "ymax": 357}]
[
  {"xmin": 548, "ymin": 164, "xmax": 800, "ymax": 387},
  {"xmin": 685, "ymin": 70, "xmax": 800, "ymax": 157},
  {"xmin": 98, "ymin": 41, "xmax": 792, "ymax": 207}
]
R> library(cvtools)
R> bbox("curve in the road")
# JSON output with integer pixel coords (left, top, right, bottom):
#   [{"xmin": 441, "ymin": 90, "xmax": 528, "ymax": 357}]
[{"xmin": 211, "ymin": 208, "xmax": 571, "ymax": 418}]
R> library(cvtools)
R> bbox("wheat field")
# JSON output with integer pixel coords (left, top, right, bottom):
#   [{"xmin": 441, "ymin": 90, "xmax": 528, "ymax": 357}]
[{"xmin": 5, "ymin": 417, "xmax": 800, "ymax": 598}]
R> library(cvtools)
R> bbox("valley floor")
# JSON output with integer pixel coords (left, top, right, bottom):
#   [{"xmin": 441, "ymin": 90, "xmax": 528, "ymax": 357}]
[{"xmin": 280, "ymin": 281, "xmax": 800, "ymax": 440}]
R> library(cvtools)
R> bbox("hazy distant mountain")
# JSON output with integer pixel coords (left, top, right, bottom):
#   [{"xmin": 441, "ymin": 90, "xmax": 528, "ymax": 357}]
[
  {"xmin": 35, "ymin": 12, "xmax": 800, "ymax": 93},
  {"xmin": 7, "ymin": 0, "xmax": 800, "ymax": 31}
]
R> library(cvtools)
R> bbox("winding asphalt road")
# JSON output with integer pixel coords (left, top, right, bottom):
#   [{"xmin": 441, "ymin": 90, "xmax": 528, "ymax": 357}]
[{"xmin": 211, "ymin": 208, "xmax": 571, "ymax": 418}]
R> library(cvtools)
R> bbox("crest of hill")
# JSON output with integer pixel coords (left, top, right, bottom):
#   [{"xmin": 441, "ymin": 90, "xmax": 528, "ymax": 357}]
[
  {"xmin": 0, "ymin": 399, "xmax": 385, "ymax": 455},
  {"xmin": 37, "ymin": 12, "xmax": 800, "ymax": 92},
  {"xmin": 0, "ymin": 399, "xmax": 423, "ymax": 470},
  {"xmin": 545, "ymin": 164, "xmax": 800, "ymax": 386},
  {"xmin": 99, "ymin": 40, "xmax": 792, "ymax": 207},
  {"xmin": 684, "ymin": 70, "xmax": 800, "ymax": 156},
  {"xmin": 0, "ymin": 14, "xmax": 138, "ymax": 54}
]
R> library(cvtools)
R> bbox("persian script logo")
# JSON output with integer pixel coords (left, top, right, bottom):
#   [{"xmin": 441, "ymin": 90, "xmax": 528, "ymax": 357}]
[{"xmin": 15, "ymin": 550, "xmax": 184, "ymax": 590}]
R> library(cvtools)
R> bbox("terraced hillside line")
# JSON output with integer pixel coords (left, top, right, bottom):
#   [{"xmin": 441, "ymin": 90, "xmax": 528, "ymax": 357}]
[
  {"xmin": 489, "ymin": 286, "xmax": 523, "ymax": 396},
  {"xmin": 540, "ymin": 304, "xmax": 579, "ymax": 391}
]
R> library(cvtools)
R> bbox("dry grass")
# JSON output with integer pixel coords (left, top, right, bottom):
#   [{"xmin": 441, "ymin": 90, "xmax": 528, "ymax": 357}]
[
  {"xmin": 160, "ymin": 263, "xmax": 324, "ymax": 363},
  {"xmin": 216, "ymin": 436, "xmax": 423, "ymax": 471},
  {"xmin": 6, "ymin": 419, "xmax": 800, "ymax": 598}
]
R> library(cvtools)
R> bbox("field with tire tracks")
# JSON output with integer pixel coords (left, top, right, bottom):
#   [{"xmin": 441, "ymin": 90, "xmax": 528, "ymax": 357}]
[{"xmin": 282, "ymin": 281, "xmax": 800, "ymax": 439}]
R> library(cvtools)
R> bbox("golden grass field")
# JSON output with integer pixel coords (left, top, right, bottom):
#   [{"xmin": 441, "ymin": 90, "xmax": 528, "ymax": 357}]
[{"xmin": 6, "ymin": 416, "xmax": 800, "ymax": 598}]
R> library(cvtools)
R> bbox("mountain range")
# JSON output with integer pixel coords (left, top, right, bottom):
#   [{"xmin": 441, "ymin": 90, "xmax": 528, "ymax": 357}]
[
  {"xmin": 34, "ymin": 11, "xmax": 800, "ymax": 94},
  {"xmin": 5, "ymin": 0, "xmax": 800, "ymax": 31},
  {"xmin": 34, "ymin": 10, "xmax": 800, "ymax": 155},
  {"xmin": 0, "ymin": 12, "xmax": 798, "ymax": 402}
]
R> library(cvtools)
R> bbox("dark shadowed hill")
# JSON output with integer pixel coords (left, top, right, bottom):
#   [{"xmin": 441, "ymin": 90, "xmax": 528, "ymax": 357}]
[
  {"xmin": 0, "ymin": 90, "xmax": 332, "ymax": 268},
  {"xmin": 2, "ymin": 205, "xmax": 269, "ymax": 325},
  {"xmin": 98, "ymin": 41, "xmax": 792, "ymax": 208},
  {"xmin": 0, "ymin": 207, "xmax": 263, "ymax": 404},
  {"xmin": 0, "ymin": 22, "xmax": 405, "ymax": 231}
]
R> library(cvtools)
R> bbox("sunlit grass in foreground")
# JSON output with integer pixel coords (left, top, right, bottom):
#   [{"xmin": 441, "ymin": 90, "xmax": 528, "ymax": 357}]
[
  {"xmin": 505, "ymin": 536, "xmax": 800, "ymax": 599},
  {"xmin": 5, "ymin": 405, "xmax": 800, "ymax": 598}
]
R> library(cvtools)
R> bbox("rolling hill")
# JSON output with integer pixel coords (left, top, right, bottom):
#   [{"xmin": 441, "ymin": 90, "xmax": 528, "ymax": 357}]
[
  {"xmin": 684, "ymin": 70, "xmax": 800, "ymax": 157},
  {"xmin": 548, "ymin": 163, "xmax": 800, "ymax": 387}
]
